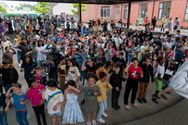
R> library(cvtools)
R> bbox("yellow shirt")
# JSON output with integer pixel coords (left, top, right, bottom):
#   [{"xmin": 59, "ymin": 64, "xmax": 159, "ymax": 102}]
[{"xmin": 96, "ymin": 80, "xmax": 113, "ymax": 102}]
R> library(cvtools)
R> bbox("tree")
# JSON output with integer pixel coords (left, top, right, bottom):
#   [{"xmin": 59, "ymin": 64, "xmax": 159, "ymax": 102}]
[
  {"xmin": 33, "ymin": 2, "xmax": 51, "ymax": 14},
  {"xmin": 71, "ymin": 4, "xmax": 86, "ymax": 15},
  {"xmin": 0, "ymin": 3, "xmax": 7, "ymax": 14},
  {"xmin": 15, "ymin": 4, "xmax": 33, "ymax": 11}
]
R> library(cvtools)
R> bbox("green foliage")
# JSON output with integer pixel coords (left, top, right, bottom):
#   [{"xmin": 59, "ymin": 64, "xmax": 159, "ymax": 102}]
[
  {"xmin": 33, "ymin": 2, "xmax": 51, "ymax": 14},
  {"xmin": 15, "ymin": 4, "xmax": 33, "ymax": 11},
  {"xmin": 0, "ymin": 3, "xmax": 7, "ymax": 14},
  {"xmin": 71, "ymin": 3, "xmax": 86, "ymax": 15}
]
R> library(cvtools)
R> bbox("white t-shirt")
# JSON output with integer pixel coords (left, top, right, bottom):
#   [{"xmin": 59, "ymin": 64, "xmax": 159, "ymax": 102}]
[
  {"xmin": 36, "ymin": 45, "xmax": 47, "ymax": 61},
  {"xmin": 44, "ymin": 88, "xmax": 64, "ymax": 115},
  {"xmin": 155, "ymin": 64, "xmax": 165, "ymax": 78}
]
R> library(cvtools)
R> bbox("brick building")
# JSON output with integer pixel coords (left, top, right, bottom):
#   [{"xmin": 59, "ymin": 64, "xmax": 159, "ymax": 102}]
[{"xmin": 82, "ymin": 0, "xmax": 188, "ymax": 28}]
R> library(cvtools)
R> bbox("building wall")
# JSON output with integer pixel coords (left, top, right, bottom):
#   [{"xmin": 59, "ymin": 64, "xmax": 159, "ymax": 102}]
[{"xmin": 83, "ymin": 0, "xmax": 188, "ymax": 28}]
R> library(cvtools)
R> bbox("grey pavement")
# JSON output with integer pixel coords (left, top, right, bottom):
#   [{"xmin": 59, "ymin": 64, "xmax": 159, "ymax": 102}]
[{"xmin": 123, "ymin": 99, "xmax": 188, "ymax": 125}]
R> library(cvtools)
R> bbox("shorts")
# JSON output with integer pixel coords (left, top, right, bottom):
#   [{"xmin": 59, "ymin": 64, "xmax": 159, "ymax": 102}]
[
  {"xmin": 154, "ymin": 77, "xmax": 164, "ymax": 91},
  {"xmin": 49, "ymin": 112, "xmax": 62, "ymax": 117}
]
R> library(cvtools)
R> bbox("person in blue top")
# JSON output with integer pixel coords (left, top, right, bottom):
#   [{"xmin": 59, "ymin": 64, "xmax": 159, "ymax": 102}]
[{"xmin": 6, "ymin": 83, "xmax": 29, "ymax": 125}]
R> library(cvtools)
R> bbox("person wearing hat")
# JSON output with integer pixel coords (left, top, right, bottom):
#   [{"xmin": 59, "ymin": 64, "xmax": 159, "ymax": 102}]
[{"xmin": 6, "ymin": 83, "xmax": 29, "ymax": 125}]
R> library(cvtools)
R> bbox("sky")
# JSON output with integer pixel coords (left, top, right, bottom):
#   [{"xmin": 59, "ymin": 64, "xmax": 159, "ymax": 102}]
[{"xmin": 0, "ymin": 0, "xmax": 74, "ymax": 15}]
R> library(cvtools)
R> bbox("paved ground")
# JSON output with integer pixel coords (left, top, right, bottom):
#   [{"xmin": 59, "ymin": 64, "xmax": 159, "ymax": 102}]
[
  {"xmin": 1, "ymin": 51, "xmax": 183, "ymax": 125},
  {"xmin": 123, "ymin": 99, "xmax": 188, "ymax": 125}
]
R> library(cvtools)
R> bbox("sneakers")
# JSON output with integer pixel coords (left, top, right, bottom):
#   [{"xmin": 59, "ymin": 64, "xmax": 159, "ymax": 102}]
[
  {"xmin": 161, "ymin": 94, "xmax": 168, "ymax": 100},
  {"xmin": 18, "ymin": 63, "xmax": 21, "ymax": 67},
  {"xmin": 86, "ymin": 121, "xmax": 92, "ymax": 125},
  {"xmin": 152, "ymin": 95, "xmax": 159, "ymax": 104},
  {"xmin": 102, "ymin": 112, "xmax": 108, "ymax": 117},
  {"xmin": 137, "ymin": 97, "xmax": 143, "ymax": 103},
  {"xmin": 131, "ymin": 103, "xmax": 138, "ymax": 108},
  {"xmin": 97, "ymin": 118, "xmax": 106, "ymax": 124},
  {"xmin": 124, "ymin": 105, "xmax": 131, "ymax": 110},
  {"xmin": 142, "ymin": 98, "xmax": 147, "ymax": 103},
  {"xmin": 92, "ymin": 120, "xmax": 97, "ymax": 125}
]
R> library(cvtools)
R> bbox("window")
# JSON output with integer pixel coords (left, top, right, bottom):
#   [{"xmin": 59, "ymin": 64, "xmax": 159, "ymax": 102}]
[
  {"xmin": 124, "ymin": 5, "xmax": 128, "ymax": 19},
  {"xmin": 138, "ymin": 3, "xmax": 148, "ymax": 18},
  {"xmin": 158, "ymin": 1, "xmax": 171, "ymax": 19},
  {"xmin": 101, "ymin": 6, "xmax": 110, "ymax": 18},
  {"xmin": 114, "ymin": 6, "xmax": 120, "ymax": 19},
  {"xmin": 185, "ymin": 1, "xmax": 188, "ymax": 20}
]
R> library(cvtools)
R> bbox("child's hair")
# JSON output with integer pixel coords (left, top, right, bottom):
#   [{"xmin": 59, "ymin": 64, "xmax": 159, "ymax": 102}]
[
  {"xmin": 29, "ymin": 77, "xmax": 36, "ymax": 84},
  {"xmin": 47, "ymin": 79, "xmax": 57, "ymax": 87},
  {"xmin": 66, "ymin": 80, "xmax": 76, "ymax": 87},
  {"xmin": 35, "ymin": 65, "xmax": 43, "ymax": 70},
  {"xmin": 86, "ymin": 73, "xmax": 96, "ymax": 80},
  {"xmin": 12, "ymin": 83, "xmax": 22, "ymax": 89},
  {"xmin": 23, "ymin": 54, "xmax": 32, "ymax": 64},
  {"xmin": 99, "ymin": 71, "xmax": 107, "ymax": 79},
  {"xmin": 113, "ymin": 63, "xmax": 121, "ymax": 69}
]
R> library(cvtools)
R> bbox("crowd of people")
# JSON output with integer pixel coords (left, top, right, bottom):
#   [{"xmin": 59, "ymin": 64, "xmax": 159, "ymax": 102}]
[
  {"xmin": 0, "ymin": 14, "xmax": 188, "ymax": 125},
  {"xmin": 140, "ymin": 16, "xmax": 181, "ymax": 33}
]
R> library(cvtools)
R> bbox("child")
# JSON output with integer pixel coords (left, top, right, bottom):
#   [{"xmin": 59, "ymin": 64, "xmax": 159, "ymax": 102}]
[
  {"xmin": 6, "ymin": 83, "xmax": 29, "ymax": 125},
  {"xmin": 97, "ymin": 72, "xmax": 112, "ymax": 124},
  {"xmin": 109, "ymin": 64, "xmax": 125, "ymax": 110},
  {"xmin": 161, "ymin": 62, "xmax": 174, "ymax": 99},
  {"xmin": 62, "ymin": 80, "xmax": 84, "ymax": 125},
  {"xmin": 43, "ymin": 79, "xmax": 64, "ymax": 125},
  {"xmin": 152, "ymin": 56, "xmax": 165, "ymax": 104},
  {"xmin": 0, "ymin": 84, "xmax": 10, "ymax": 125},
  {"xmin": 34, "ymin": 66, "xmax": 47, "ymax": 86},
  {"xmin": 58, "ymin": 58, "xmax": 67, "ymax": 91},
  {"xmin": 44, "ymin": 55, "xmax": 58, "ymax": 81},
  {"xmin": 20, "ymin": 54, "xmax": 37, "ymax": 87},
  {"xmin": 96, "ymin": 63, "xmax": 108, "ymax": 80},
  {"xmin": 82, "ymin": 73, "xmax": 101, "ymax": 125},
  {"xmin": 26, "ymin": 78, "xmax": 47, "ymax": 125}
]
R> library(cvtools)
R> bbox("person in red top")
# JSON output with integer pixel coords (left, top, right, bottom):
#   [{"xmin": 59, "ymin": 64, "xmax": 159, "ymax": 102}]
[
  {"xmin": 26, "ymin": 78, "xmax": 47, "ymax": 125},
  {"xmin": 124, "ymin": 58, "xmax": 143, "ymax": 109}
]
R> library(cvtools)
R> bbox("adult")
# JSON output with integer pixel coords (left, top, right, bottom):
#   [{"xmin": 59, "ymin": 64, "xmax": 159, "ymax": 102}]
[{"xmin": 151, "ymin": 16, "xmax": 157, "ymax": 31}]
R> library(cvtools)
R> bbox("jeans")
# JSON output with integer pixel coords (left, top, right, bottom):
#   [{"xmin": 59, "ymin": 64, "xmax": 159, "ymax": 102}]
[
  {"xmin": 32, "ymin": 104, "xmax": 47, "ymax": 125},
  {"xmin": 97, "ymin": 99, "xmax": 107, "ymax": 119},
  {"xmin": 0, "ymin": 112, "xmax": 8, "ymax": 125},
  {"xmin": 16, "ymin": 110, "xmax": 29, "ymax": 125}
]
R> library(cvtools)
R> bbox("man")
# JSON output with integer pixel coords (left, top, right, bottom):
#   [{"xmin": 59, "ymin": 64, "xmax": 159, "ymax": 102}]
[{"xmin": 151, "ymin": 16, "xmax": 157, "ymax": 31}]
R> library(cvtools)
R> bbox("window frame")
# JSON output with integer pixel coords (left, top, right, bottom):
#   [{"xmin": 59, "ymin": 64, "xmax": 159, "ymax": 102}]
[
  {"xmin": 100, "ymin": 5, "xmax": 111, "ymax": 18},
  {"xmin": 114, "ymin": 5, "xmax": 120, "ymax": 19},
  {"xmin": 158, "ymin": 1, "xmax": 172, "ymax": 19},
  {"xmin": 123, "ymin": 5, "xmax": 128, "ymax": 19},
  {"xmin": 138, "ymin": 3, "xmax": 148, "ymax": 18},
  {"xmin": 184, "ymin": 0, "xmax": 188, "ymax": 21}
]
